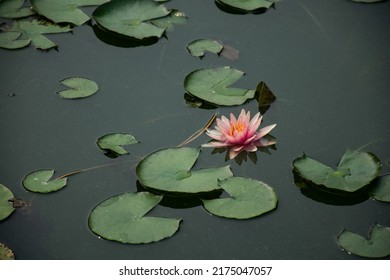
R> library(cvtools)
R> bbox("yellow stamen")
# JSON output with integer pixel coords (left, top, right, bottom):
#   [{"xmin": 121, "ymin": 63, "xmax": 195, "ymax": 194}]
[{"xmin": 229, "ymin": 121, "xmax": 244, "ymax": 136}]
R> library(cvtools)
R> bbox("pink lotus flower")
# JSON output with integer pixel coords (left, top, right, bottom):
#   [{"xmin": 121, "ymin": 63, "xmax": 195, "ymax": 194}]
[{"xmin": 202, "ymin": 109, "xmax": 276, "ymax": 159}]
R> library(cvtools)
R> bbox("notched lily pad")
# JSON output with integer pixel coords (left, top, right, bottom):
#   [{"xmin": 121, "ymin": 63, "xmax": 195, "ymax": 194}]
[
  {"xmin": 136, "ymin": 147, "xmax": 233, "ymax": 195},
  {"xmin": 337, "ymin": 224, "xmax": 390, "ymax": 258},
  {"xmin": 97, "ymin": 133, "xmax": 139, "ymax": 156},
  {"xmin": 57, "ymin": 77, "xmax": 99, "ymax": 99},
  {"xmin": 0, "ymin": 184, "xmax": 15, "ymax": 221},
  {"xmin": 0, "ymin": 243, "xmax": 14, "ymax": 260},
  {"xmin": 0, "ymin": 0, "xmax": 35, "ymax": 19},
  {"xmin": 216, "ymin": 0, "xmax": 277, "ymax": 12},
  {"xmin": 369, "ymin": 175, "xmax": 390, "ymax": 203},
  {"xmin": 202, "ymin": 177, "xmax": 277, "ymax": 219},
  {"xmin": 0, "ymin": 31, "xmax": 31, "ymax": 49},
  {"xmin": 22, "ymin": 169, "xmax": 67, "ymax": 193},
  {"xmin": 186, "ymin": 39, "xmax": 224, "ymax": 58},
  {"xmin": 151, "ymin": 9, "xmax": 187, "ymax": 32},
  {"xmin": 184, "ymin": 66, "xmax": 256, "ymax": 106},
  {"xmin": 89, "ymin": 192, "xmax": 182, "ymax": 244},
  {"xmin": 293, "ymin": 150, "xmax": 381, "ymax": 193}
]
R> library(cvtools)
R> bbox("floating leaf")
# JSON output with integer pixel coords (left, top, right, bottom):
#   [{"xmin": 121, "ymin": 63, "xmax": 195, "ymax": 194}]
[
  {"xmin": 350, "ymin": 0, "xmax": 385, "ymax": 3},
  {"xmin": 0, "ymin": 0, "xmax": 35, "ymax": 19},
  {"xmin": 184, "ymin": 66, "xmax": 256, "ymax": 106},
  {"xmin": 369, "ymin": 175, "xmax": 390, "ymax": 202},
  {"xmin": 97, "ymin": 133, "xmax": 139, "ymax": 155},
  {"xmin": 136, "ymin": 147, "xmax": 233, "ymax": 195},
  {"xmin": 0, "ymin": 243, "xmax": 14, "ymax": 260},
  {"xmin": 186, "ymin": 39, "xmax": 224, "ymax": 58},
  {"xmin": 151, "ymin": 9, "xmax": 187, "ymax": 32},
  {"xmin": 293, "ymin": 150, "xmax": 381, "ymax": 193},
  {"xmin": 92, "ymin": 0, "xmax": 171, "ymax": 40},
  {"xmin": 256, "ymin": 81, "xmax": 276, "ymax": 114},
  {"xmin": 89, "ymin": 192, "xmax": 181, "ymax": 244},
  {"xmin": 31, "ymin": 0, "xmax": 109, "ymax": 26},
  {"xmin": 22, "ymin": 169, "xmax": 67, "ymax": 193},
  {"xmin": 57, "ymin": 77, "xmax": 99, "ymax": 99},
  {"xmin": 337, "ymin": 224, "xmax": 390, "ymax": 258},
  {"xmin": 202, "ymin": 177, "xmax": 277, "ymax": 219},
  {"xmin": 216, "ymin": 0, "xmax": 276, "ymax": 12},
  {"xmin": 0, "ymin": 19, "xmax": 72, "ymax": 50},
  {"xmin": 0, "ymin": 184, "xmax": 15, "ymax": 221}
]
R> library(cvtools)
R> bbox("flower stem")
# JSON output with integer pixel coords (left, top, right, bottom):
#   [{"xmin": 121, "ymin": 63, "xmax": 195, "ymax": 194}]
[{"xmin": 178, "ymin": 113, "xmax": 217, "ymax": 147}]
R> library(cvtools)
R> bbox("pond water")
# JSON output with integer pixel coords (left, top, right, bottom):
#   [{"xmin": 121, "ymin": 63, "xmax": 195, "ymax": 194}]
[{"xmin": 0, "ymin": 0, "xmax": 389, "ymax": 260}]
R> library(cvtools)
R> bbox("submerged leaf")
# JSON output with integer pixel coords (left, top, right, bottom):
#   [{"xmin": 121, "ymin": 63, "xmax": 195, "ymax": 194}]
[
  {"xmin": 136, "ymin": 147, "xmax": 233, "ymax": 194},
  {"xmin": 369, "ymin": 175, "xmax": 390, "ymax": 203},
  {"xmin": 89, "ymin": 192, "xmax": 181, "ymax": 244},
  {"xmin": 337, "ymin": 224, "xmax": 390, "ymax": 258},
  {"xmin": 184, "ymin": 66, "xmax": 256, "ymax": 106},
  {"xmin": 256, "ymin": 81, "xmax": 276, "ymax": 114},
  {"xmin": 217, "ymin": 0, "xmax": 276, "ymax": 11},
  {"xmin": 0, "ymin": 184, "xmax": 15, "ymax": 221},
  {"xmin": 0, "ymin": 243, "xmax": 14, "ymax": 260},
  {"xmin": 0, "ymin": 0, "xmax": 35, "ymax": 19},
  {"xmin": 57, "ymin": 77, "xmax": 99, "ymax": 99},
  {"xmin": 22, "ymin": 169, "xmax": 67, "ymax": 193},
  {"xmin": 186, "ymin": 39, "xmax": 224, "ymax": 58},
  {"xmin": 202, "ymin": 177, "xmax": 277, "ymax": 219},
  {"xmin": 97, "ymin": 133, "xmax": 139, "ymax": 155},
  {"xmin": 293, "ymin": 150, "xmax": 381, "ymax": 193}
]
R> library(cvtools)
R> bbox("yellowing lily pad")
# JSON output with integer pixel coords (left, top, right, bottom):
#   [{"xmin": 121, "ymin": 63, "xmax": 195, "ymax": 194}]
[
  {"xmin": 136, "ymin": 147, "xmax": 233, "ymax": 195},
  {"xmin": 337, "ymin": 224, "xmax": 390, "ymax": 258},
  {"xmin": 97, "ymin": 133, "xmax": 139, "ymax": 155},
  {"xmin": 369, "ymin": 175, "xmax": 390, "ymax": 203},
  {"xmin": 202, "ymin": 177, "xmax": 278, "ymax": 219},
  {"xmin": 184, "ymin": 66, "xmax": 256, "ymax": 106},
  {"xmin": 293, "ymin": 150, "xmax": 381, "ymax": 193},
  {"xmin": 186, "ymin": 39, "xmax": 224, "ymax": 58},
  {"xmin": 0, "ymin": 243, "xmax": 14, "ymax": 260},
  {"xmin": 89, "ymin": 192, "xmax": 182, "ymax": 244},
  {"xmin": 0, "ymin": 0, "xmax": 35, "ymax": 19},
  {"xmin": 57, "ymin": 77, "xmax": 99, "ymax": 99},
  {"xmin": 22, "ymin": 169, "xmax": 67, "ymax": 193},
  {"xmin": 0, "ymin": 184, "xmax": 15, "ymax": 221}
]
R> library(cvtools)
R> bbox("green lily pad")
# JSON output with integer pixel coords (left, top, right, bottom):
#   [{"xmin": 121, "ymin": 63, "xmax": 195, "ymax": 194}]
[
  {"xmin": 92, "ymin": 0, "xmax": 171, "ymax": 40},
  {"xmin": 151, "ymin": 9, "xmax": 187, "ymax": 32},
  {"xmin": 350, "ymin": 0, "xmax": 385, "ymax": 3},
  {"xmin": 57, "ymin": 77, "xmax": 99, "ymax": 99},
  {"xmin": 293, "ymin": 150, "xmax": 381, "ymax": 193},
  {"xmin": 89, "ymin": 192, "xmax": 181, "ymax": 244},
  {"xmin": 369, "ymin": 175, "xmax": 390, "ymax": 202},
  {"xmin": 0, "ymin": 243, "xmax": 14, "ymax": 260},
  {"xmin": 136, "ymin": 147, "xmax": 233, "ymax": 195},
  {"xmin": 97, "ymin": 133, "xmax": 139, "ymax": 155},
  {"xmin": 0, "ymin": 19, "xmax": 72, "ymax": 50},
  {"xmin": 0, "ymin": 0, "xmax": 35, "ymax": 19},
  {"xmin": 31, "ymin": 0, "xmax": 109, "ymax": 26},
  {"xmin": 22, "ymin": 169, "xmax": 67, "ymax": 193},
  {"xmin": 0, "ymin": 184, "xmax": 15, "ymax": 221},
  {"xmin": 184, "ymin": 66, "xmax": 256, "ymax": 106},
  {"xmin": 202, "ymin": 177, "xmax": 277, "ymax": 219},
  {"xmin": 217, "ymin": 0, "xmax": 276, "ymax": 11},
  {"xmin": 186, "ymin": 39, "xmax": 224, "ymax": 58},
  {"xmin": 337, "ymin": 224, "xmax": 390, "ymax": 258}
]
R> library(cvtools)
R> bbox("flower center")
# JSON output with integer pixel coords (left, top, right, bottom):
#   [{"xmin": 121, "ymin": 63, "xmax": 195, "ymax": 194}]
[{"xmin": 229, "ymin": 121, "xmax": 244, "ymax": 136}]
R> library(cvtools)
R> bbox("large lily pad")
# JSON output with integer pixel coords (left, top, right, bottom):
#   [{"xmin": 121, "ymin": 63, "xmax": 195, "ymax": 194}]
[
  {"xmin": 369, "ymin": 175, "xmax": 390, "ymax": 203},
  {"xmin": 31, "ymin": 0, "xmax": 109, "ymax": 26},
  {"xmin": 184, "ymin": 66, "xmax": 256, "ymax": 106},
  {"xmin": 0, "ymin": 19, "xmax": 72, "ymax": 50},
  {"xmin": 57, "ymin": 77, "xmax": 99, "ymax": 99},
  {"xmin": 0, "ymin": 184, "xmax": 15, "ymax": 221},
  {"xmin": 22, "ymin": 169, "xmax": 67, "ymax": 193},
  {"xmin": 0, "ymin": 0, "xmax": 35, "ymax": 19},
  {"xmin": 136, "ymin": 147, "xmax": 233, "ymax": 195},
  {"xmin": 89, "ymin": 192, "xmax": 181, "ymax": 244},
  {"xmin": 216, "ymin": 0, "xmax": 276, "ymax": 11},
  {"xmin": 186, "ymin": 39, "xmax": 224, "ymax": 58},
  {"xmin": 293, "ymin": 150, "xmax": 381, "ymax": 193},
  {"xmin": 92, "ymin": 0, "xmax": 171, "ymax": 40},
  {"xmin": 97, "ymin": 133, "xmax": 139, "ymax": 155},
  {"xmin": 337, "ymin": 224, "xmax": 390, "ymax": 258},
  {"xmin": 202, "ymin": 177, "xmax": 277, "ymax": 219}
]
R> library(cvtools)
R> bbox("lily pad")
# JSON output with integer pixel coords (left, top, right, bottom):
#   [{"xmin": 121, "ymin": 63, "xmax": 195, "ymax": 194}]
[
  {"xmin": 31, "ymin": 0, "xmax": 109, "ymax": 26},
  {"xmin": 97, "ymin": 133, "xmax": 139, "ymax": 155},
  {"xmin": 92, "ymin": 0, "xmax": 171, "ymax": 40},
  {"xmin": 57, "ymin": 77, "xmax": 99, "ymax": 99},
  {"xmin": 256, "ymin": 81, "xmax": 276, "ymax": 114},
  {"xmin": 216, "ymin": 0, "xmax": 276, "ymax": 12},
  {"xmin": 202, "ymin": 177, "xmax": 277, "ymax": 219},
  {"xmin": 136, "ymin": 147, "xmax": 233, "ymax": 195},
  {"xmin": 0, "ymin": 0, "xmax": 35, "ymax": 19},
  {"xmin": 0, "ymin": 243, "xmax": 14, "ymax": 260},
  {"xmin": 151, "ymin": 9, "xmax": 187, "ymax": 32},
  {"xmin": 186, "ymin": 39, "xmax": 224, "ymax": 58},
  {"xmin": 0, "ymin": 19, "xmax": 72, "ymax": 50},
  {"xmin": 369, "ymin": 175, "xmax": 390, "ymax": 202},
  {"xmin": 337, "ymin": 224, "xmax": 390, "ymax": 258},
  {"xmin": 184, "ymin": 66, "xmax": 256, "ymax": 106},
  {"xmin": 350, "ymin": 0, "xmax": 385, "ymax": 3},
  {"xmin": 89, "ymin": 192, "xmax": 181, "ymax": 244},
  {"xmin": 22, "ymin": 169, "xmax": 67, "ymax": 193},
  {"xmin": 293, "ymin": 150, "xmax": 381, "ymax": 193},
  {"xmin": 0, "ymin": 184, "xmax": 15, "ymax": 221}
]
